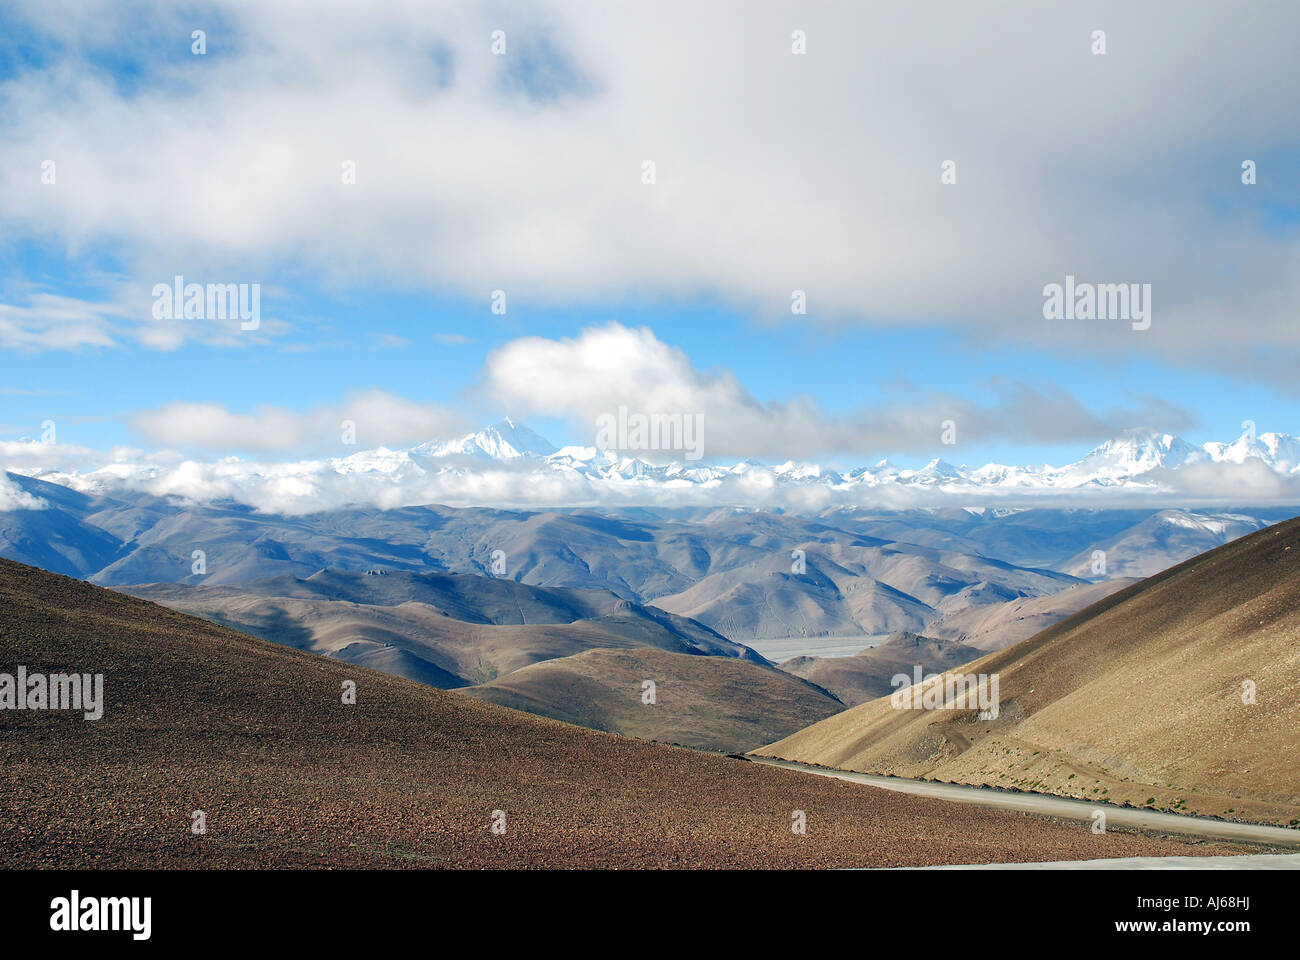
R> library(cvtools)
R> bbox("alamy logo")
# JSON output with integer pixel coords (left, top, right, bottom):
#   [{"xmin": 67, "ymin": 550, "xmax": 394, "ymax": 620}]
[
  {"xmin": 594, "ymin": 406, "xmax": 705, "ymax": 461},
  {"xmin": 50, "ymin": 891, "xmax": 151, "ymax": 940},
  {"xmin": 1042, "ymin": 274, "xmax": 1151, "ymax": 330},
  {"xmin": 0, "ymin": 666, "xmax": 103, "ymax": 720},
  {"xmin": 890, "ymin": 666, "xmax": 1000, "ymax": 719},
  {"xmin": 151, "ymin": 275, "xmax": 260, "ymax": 330}
]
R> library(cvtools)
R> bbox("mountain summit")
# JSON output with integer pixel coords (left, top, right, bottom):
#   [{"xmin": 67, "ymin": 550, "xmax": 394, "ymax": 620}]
[{"xmin": 415, "ymin": 418, "xmax": 558, "ymax": 460}]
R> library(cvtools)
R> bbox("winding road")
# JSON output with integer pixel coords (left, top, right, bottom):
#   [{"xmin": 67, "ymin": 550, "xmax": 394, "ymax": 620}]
[{"xmin": 748, "ymin": 755, "xmax": 1300, "ymax": 849}]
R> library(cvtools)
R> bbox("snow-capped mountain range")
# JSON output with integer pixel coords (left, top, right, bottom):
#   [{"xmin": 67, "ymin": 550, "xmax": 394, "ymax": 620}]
[
  {"xmin": 7, "ymin": 422, "xmax": 1300, "ymax": 513},
  {"xmin": 353, "ymin": 422, "xmax": 1300, "ymax": 490}
]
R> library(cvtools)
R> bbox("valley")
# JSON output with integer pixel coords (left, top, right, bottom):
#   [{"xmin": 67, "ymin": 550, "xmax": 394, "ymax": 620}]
[
  {"xmin": 0, "ymin": 556, "xmax": 1249, "ymax": 869},
  {"xmin": 3, "ymin": 452, "xmax": 1296, "ymax": 755}
]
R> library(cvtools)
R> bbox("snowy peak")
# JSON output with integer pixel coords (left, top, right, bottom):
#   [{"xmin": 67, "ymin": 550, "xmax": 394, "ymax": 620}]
[
  {"xmin": 416, "ymin": 419, "xmax": 558, "ymax": 460},
  {"xmin": 1077, "ymin": 430, "xmax": 1206, "ymax": 475},
  {"xmin": 917, "ymin": 458, "xmax": 962, "ymax": 480},
  {"xmin": 1205, "ymin": 430, "xmax": 1300, "ymax": 471}
]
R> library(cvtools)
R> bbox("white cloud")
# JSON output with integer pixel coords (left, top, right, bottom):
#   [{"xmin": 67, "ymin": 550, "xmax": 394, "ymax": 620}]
[
  {"xmin": 0, "ymin": 294, "xmax": 120, "ymax": 350},
  {"xmin": 0, "ymin": 317, "xmax": 1289, "ymax": 513},
  {"xmin": 1, "ymin": 317, "xmax": 1198, "ymax": 471},
  {"xmin": 0, "ymin": 472, "xmax": 47, "ymax": 510},
  {"xmin": 1147, "ymin": 459, "xmax": 1300, "ymax": 502},
  {"xmin": 486, "ymin": 323, "xmax": 1193, "ymax": 459},
  {"xmin": 0, "ymin": 439, "xmax": 111, "ymax": 474},
  {"xmin": 128, "ymin": 390, "xmax": 468, "ymax": 454},
  {"xmin": 0, "ymin": 1, "xmax": 1295, "ymax": 369}
]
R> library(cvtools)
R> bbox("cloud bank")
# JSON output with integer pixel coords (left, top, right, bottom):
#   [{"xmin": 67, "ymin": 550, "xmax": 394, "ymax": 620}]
[
  {"xmin": 0, "ymin": 0, "xmax": 1296, "ymax": 373},
  {"xmin": 128, "ymin": 390, "xmax": 468, "ymax": 455},
  {"xmin": 486, "ymin": 323, "xmax": 1192, "ymax": 460}
]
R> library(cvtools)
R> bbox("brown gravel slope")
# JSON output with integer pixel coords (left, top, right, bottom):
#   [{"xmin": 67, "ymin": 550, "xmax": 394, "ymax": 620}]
[
  {"xmin": 0, "ymin": 557, "xmax": 1254, "ymax": 868},
  {"xmin": 459, "ymin": 647, "xmax": 843, "ymax": 752},
  {"xmin": 756, "ymin": 517, "xmax": 1300, "ymax": 828}
]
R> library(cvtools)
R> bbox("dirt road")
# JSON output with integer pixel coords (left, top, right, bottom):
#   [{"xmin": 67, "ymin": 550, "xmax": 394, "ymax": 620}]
[{"xmin": 748, "ymin": 756, "xmax": 1300, "ymax": 849}]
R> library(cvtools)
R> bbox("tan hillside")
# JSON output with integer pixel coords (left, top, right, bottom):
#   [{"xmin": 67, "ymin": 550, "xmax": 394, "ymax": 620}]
[
  {"xmin": 755, "ymin": 517, "xmax": 1300, "ymax": 827},
  {"xmin": 925, "ymin": 579, "xmax": 1138, "ymax": 651},
  {"xmin": 460, "ymin": 648, "xmax": 843, "ymax": 752},
  {"xmin": 0, "ymin": 557, "xmax": 1248, "ymax": 868}
]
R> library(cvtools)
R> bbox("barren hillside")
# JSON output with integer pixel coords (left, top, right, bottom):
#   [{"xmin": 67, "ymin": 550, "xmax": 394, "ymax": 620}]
[{"xmin": 757, "ymin": 517, "xmax": 1300, "ymax": 827}]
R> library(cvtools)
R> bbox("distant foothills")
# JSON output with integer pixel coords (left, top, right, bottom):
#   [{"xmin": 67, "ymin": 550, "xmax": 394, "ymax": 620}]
[{"xmin": 4, "ymin": 420, "xmax": 1300, "ymax": 514}]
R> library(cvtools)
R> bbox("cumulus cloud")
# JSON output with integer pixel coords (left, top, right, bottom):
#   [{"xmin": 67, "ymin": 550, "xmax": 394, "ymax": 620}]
[
  {"xmin": 0, "ymin": 1, "xmax": 1296, "ymax": 372},
  {"xmin": 0, "ymin": 318, "xmax": 1291, "ymax": 513},
  {"xmin": 128, "ymin": 390, "xmax": 468, "ymax": 454},
  {"xmin": 486, "ymin": 323, "xmax": 1193, "ymax": 460},
  {"xmin": 0, "ymin": 322, "xmax": 1246, "ymax": 515}
]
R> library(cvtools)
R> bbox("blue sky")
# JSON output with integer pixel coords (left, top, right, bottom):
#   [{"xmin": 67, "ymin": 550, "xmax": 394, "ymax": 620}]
[
  {"xmin": 3, "ymin": 1, "xmax": 1300, "ymax": 473},
  {"xmin": 5, "ymin": 261, "xmax": 1293, "ymax": 467}
]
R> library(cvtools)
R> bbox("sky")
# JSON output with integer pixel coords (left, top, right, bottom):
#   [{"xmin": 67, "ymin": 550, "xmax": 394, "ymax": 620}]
[{"xmin": 2, "ymin": 0, "xmax": 1299, "ymax": 485}]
